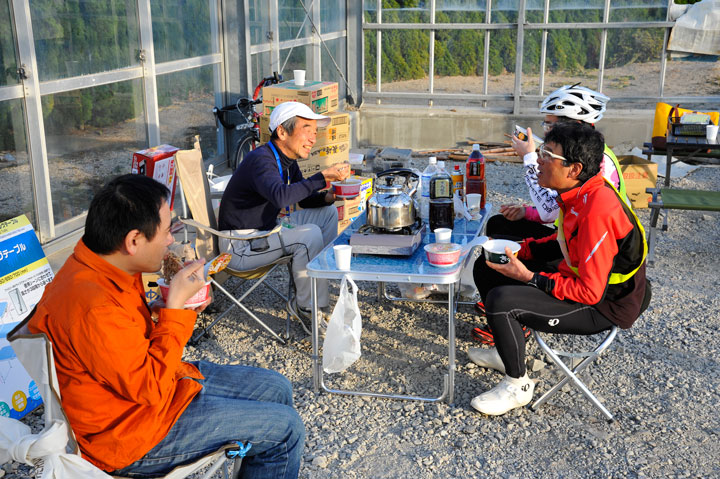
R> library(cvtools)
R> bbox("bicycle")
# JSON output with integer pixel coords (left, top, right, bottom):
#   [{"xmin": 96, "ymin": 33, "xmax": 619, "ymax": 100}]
[{"xmin": 213, "ymin": 72, "xmax": 283, "ymax": 171}]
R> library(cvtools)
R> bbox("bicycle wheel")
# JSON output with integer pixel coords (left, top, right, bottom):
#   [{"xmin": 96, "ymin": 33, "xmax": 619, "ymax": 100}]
[{"xmin": 232, "ymin": 135, "xmax": 255, "ymax": 171}]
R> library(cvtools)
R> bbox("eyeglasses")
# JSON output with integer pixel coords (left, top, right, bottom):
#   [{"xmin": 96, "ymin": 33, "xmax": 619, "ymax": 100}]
[
  {"xmin": 541, "ymin": 121, "xmax": 554, "ymax": 133},
  {"xmin": 538, "ymin": 145, "xmax": 568, "ymax": 163}
]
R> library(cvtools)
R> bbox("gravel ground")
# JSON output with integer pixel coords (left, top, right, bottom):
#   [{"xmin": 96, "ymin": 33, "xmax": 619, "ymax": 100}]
[{"xmin": 4, "ymin": 157, "xmax": 720, "ymax": 479}]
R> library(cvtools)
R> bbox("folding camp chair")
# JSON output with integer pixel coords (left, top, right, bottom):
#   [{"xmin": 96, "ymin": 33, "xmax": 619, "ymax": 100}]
[
  {"xmin": 7, "ymin": 319, "xmax": 244, "ymax": 479},
  {"xmin": 530, "ymin": 326, "xmax": 619, "ymax": 422},
  {"xmin": 646, "ymin": 187, "xmax": 720, "ymax": 266},
  {"xmin": 174, "ymin": 143, "xmax": 298, "ymax": 344}
]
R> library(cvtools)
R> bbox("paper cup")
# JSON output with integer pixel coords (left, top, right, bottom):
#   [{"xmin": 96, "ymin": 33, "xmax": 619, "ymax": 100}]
[
  {"xmin": 707, "ymin": 124, "xmax": 719, "ymax": 141},
  {"xmin": 434, "ymin": 228, "xmax": 452, "ymax": 243},
  {"xmin": 293, "ymin": 69, "xmax": 306, "ymax": 86},
  {"xmin": 333, "ymin": 244, "xmax": 352, "ymax": 271},
  {"xmin": 466, "ymin": 193, "xmax": 482, "ymax": 212}
]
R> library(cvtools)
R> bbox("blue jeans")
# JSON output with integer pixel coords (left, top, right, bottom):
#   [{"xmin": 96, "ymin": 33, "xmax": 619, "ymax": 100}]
[{"xmin": 112, "ymin": 361, "xmax": 305, "ymax": 479}]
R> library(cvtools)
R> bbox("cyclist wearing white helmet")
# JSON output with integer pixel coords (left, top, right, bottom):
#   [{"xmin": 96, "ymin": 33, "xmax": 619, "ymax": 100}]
[
  {"xmin": 473, "ymin": 84, "xmax": 630, "ymax": 348},
  {"xmin": 486, "ymin": 83, "xmax": 629, "ymax": 242}
]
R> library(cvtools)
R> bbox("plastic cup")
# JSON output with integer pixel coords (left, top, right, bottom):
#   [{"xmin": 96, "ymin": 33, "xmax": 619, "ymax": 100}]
[
  {"xmin": 707, "ymin": 124, "xmax": 719, "ymax": 141},
  {"xmin": 466, "ymin": 193, "xmax": 482, "ymax": 212},
  {"xmin": 293, "ymin": 69, "xmax": 306, "ymax": 86},
  {"xmin": 333, "ymin": 245, "xmax": 352, "ymax": 271},
  {"xmin": 434, "ymin": 228, "xmax": 452, "ymax": 243}
]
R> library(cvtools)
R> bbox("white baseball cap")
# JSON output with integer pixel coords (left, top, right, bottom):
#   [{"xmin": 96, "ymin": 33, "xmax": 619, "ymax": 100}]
[{"xmin": 268, "ymin": 101, "xmax": 331, "ymax": 133}]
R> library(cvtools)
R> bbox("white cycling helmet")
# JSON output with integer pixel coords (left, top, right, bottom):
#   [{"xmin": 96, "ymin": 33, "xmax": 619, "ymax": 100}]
[{"xmin": 540, "ymin": 84, "xmax": 610, "ymax": 124}]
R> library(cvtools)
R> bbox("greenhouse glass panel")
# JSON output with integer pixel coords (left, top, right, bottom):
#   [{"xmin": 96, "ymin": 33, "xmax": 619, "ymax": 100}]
[
  {"xmin": 321, "ymin": 0, "xmax": 346, "ymax": 33},
  {"xmin": 432, "ymin": 29, "xmax": 486, "ymax": 93},
  {"xmin": 152, "ymin": 0, "xmax": 213, "ymax": 63},
  {"xmin": 363, "ymin": 1, "xmax": 377, "ymax": 23},
  {"xmin": 610, "ymin": 0, "xmax": 666, "ymax": 22},
  {"xmin": 545, "ymin": 28, "xmax": 601, "ymax": 84},
  {"xmin": 663, "ymin": 54, "xmax": 720, "ymax": 110},
  {"xmin": 436, "ymin": 0, "xmax": 486, "ymax": 23},
  {"xmin": 364, "ymin": 30, "xmax": 378, "ymax": 92},
  {"xmin": 280, "ymin": 45, "xmax": 309, "ymax": 80},
  {"xmin": 251, "ymin": 51, "xmax": 273, "ymax": 91},
  {"xmin": 382, "ymin": 1, "xmax": 430, "ymax": 23},
  {"xmin": 249, "ymin": 0, "xmax": 271, "ymax": 46},
  {"xmin": 380, "ymin": 30, "xmax": 430, "ymax": 92},
  {"xmin": 487, "ymin": 29, "xmax": 518, "ymax": 93},
  {"xmin": 157, "ymin": 66, "xmax": 217, "ymax": 158},
  {"xmin": 524, "ymin": 0, "xmax": 544, "ymax": 23},
  {"xmin": 0, "ymin": 0, "xmax": 19, "ymax": 86},
  {"xmin": 0, "ymin": 100, "xmax": 34, "ymax": 227},
  {"xmin": 547, "ymin": 0, "xmax": 603, "ymax": 23},
  {"xmin": 279, "ymin": 0, "xmax": 311, "ymax": 42},
  {"xmin": 42, "ymin": 80, "xmax": 146, "ymax": 226},
  {"xmin": 603, "ymin": 28, "xmax": 663, "ymax": 104},
  {"xmin": 30, "ymin": 0, "xmax": 140, "ymax": 82},
  {"xmin": 491, "ymin": 0, "xmax": 518, "ymax": 23},
  {"xmin": 321, "ymin": 37, "xmax": 347, "ymax": 99},
  {"xmin": 520, "ymin": 29, "xmax": 543, "ymax": 95}
]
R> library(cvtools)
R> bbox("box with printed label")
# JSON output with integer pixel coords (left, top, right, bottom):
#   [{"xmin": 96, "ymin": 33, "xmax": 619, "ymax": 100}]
[
  {"xmin": 131, "ymin": 144, "xmax": 180, "ymax": 210},
  {"xmin": 618, "ymin": 155, "xmax": 658, "ymax": 209},
  {"xmin": 304, "ymin": 140, "xmax": 350, "ymax": 166},
  {"xmin": 262, "ymin": 81, "xmax": 339, "ymax": 115},
  {"xmin": 260, "ymin": 111, "xmax": 350, "ymax": 147}
]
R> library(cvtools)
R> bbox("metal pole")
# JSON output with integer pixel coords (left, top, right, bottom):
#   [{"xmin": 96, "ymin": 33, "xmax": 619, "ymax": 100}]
[{"xmin": 513, "ymin": 0, "xmax": 526, "ymax": 115}]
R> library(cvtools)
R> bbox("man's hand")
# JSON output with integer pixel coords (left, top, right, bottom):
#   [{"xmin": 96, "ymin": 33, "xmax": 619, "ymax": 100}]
[
  {"xmin": 499, "ymin": 204, "xmax": 526, "ymax": 221},
  {"xmin": 511, "ymin": 127, "xmax": 537, "ymax": 158},
  {"xmin": 486, "ymin": 246, "xmax": 534, "ymax": 282},
  {"xmin": 165, "ymin": 259, "xmax": 207, "ymax": 310},
  {"xmin": 325, "ymin": 190, "xmax": 336, "ymax": 203},
  {"xmin": 321, "ymin": 162, "xmax": 351, "ymax": 182}
]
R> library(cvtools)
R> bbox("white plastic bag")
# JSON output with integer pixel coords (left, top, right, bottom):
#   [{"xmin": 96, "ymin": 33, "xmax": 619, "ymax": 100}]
[{"xmin": 323, "ymin": 275, "xmax": 362, "ymax": 373}]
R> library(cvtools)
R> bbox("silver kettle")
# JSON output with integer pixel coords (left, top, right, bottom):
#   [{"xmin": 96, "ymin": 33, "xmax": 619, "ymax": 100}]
[{"xmin": 366, "ymin": 169, "xmax": 420, "ymax": 230}]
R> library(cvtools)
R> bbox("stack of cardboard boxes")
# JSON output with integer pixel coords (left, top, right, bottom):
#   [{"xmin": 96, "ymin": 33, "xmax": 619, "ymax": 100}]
[{"xmin": 262, "ymin": 80, "xmax": 370, "ymax": 233}]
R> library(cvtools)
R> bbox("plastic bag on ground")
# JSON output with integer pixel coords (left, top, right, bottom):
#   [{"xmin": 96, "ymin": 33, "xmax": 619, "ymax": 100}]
[{"xmin": 323, "ymin": 276, "xmax": 362, "ymax": 373}]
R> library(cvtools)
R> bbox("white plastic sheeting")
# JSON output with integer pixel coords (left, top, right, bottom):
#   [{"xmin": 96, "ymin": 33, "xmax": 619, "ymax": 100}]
[{"xmin": 668, "ymin": 0, "xmax": 720, "ymax": 55}]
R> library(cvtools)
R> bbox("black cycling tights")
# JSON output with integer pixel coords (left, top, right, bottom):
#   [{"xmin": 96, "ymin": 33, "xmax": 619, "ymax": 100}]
[{"xmin": 473, "ymin": 258, "xmax": 614, "ymax": 378}]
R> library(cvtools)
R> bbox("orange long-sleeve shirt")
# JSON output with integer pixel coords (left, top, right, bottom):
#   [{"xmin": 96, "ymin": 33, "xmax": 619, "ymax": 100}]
[{"xmin": 28, "ymin": 240, "xmax": 203, "ymax": 472}]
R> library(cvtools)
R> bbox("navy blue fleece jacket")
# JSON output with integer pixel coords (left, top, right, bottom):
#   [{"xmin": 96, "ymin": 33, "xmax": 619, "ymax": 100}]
[{"xmin": 218, "ymin": 141, "xmax": 330, "ymax": 231}]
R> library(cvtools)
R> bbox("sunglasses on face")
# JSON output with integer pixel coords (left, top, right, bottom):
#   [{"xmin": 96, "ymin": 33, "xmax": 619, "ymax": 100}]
[
  {"xmin": 538, "ymin": 145, "xmax": 569, "ymax": 163},
  {"xmin": 541, "ymin": 121, "xmax": 554, "ymax": 133}
]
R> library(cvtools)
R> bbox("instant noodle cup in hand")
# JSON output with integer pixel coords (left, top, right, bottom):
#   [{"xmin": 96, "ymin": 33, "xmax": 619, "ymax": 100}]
[
  {"xmin": 483, "ymin": 239, "xmax": 521, "ymax": 264},
  {"xmin": 158, "ymin": 252, "xmax": 211, "ymax": 308}
]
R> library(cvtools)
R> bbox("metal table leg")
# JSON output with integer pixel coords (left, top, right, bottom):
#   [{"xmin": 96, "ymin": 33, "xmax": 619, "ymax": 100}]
[{"xmin": 311, "ymin": 277, "xmax": 319, "ymax": 392}]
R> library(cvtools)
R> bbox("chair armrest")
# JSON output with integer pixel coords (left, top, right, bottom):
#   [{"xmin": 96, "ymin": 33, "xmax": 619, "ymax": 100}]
[{"xmin": 180, "ymin": 218, "xmax": 281, "ymax": 241}]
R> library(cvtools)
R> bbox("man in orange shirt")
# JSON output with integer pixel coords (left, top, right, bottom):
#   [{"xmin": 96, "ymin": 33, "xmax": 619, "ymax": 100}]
[{"xmin": 28, "ymin": 174, "xmax": 304, "ymax": 478}]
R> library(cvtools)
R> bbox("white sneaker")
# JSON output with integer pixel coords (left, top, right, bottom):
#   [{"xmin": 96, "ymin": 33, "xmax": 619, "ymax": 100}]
[
  {"xmin": 471, "ymin": 374, "xmax": 535, "ymax": 416},
  {"xmin": 468, "ymin": 347, "xmax": 506, "ymax": 374}
]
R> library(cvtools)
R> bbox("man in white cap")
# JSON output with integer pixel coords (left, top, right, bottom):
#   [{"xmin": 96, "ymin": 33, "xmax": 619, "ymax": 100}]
[{"xmin": 218, "ymin": 101, "xmax": 350, "ymax": 331}]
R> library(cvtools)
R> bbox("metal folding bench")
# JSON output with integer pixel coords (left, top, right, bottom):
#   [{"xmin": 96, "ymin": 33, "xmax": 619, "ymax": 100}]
[
  {"xmin": 646, "ymin": 187, "xmax": 720, "ymax": 266},
  {"xmin": 530, "ymin": 326, "xmax": 619, "ymax": 422}
]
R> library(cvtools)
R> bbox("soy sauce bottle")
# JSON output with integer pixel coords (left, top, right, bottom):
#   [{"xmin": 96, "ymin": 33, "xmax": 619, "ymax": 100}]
[{"xmin": 429, "ymin": 161, "xmax": 454, "ymax": 231}]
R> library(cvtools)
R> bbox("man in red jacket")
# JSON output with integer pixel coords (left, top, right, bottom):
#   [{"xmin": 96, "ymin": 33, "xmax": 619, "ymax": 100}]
[
  {"xmin": 469, "ymin": 122, "xmax": 650, "ymax": 416},
  {"xmin": 28, "ymin": 174, "xmax": 304, "ymax": 478}
]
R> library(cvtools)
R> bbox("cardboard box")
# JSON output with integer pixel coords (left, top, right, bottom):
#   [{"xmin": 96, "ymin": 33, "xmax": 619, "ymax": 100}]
[
  {"xmin": 262, "ymin": 80, "xmax": 339, "ymax": 115},
  {"xmin": 338, "ymin": 216, "xmax": 363, "ymax": 234},
  {"xmin": 131, "ymin": 144, "xmax": 180, "ymax": 210},
  {"xmin": 305, "ymin": 140, "xmax": 350, "ymax": 166},
  {"xmin": 618, "ymin": 155, "xmax": 658, "ymax": 209},
  {"xmin": 259, "ymin": 111, "xmax": 350, "ymax": 147}
]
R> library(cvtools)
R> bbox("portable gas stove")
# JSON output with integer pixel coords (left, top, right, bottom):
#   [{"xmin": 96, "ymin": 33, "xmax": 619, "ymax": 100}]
[{"xmin": 349, "ymin": 219, "xmax": 426, "ymax": 256}]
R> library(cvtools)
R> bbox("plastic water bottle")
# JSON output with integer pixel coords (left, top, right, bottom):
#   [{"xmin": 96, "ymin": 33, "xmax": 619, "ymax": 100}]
[{"xmin": 420, "ymin": 156, "xmax": 438, "ymax": 222}]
